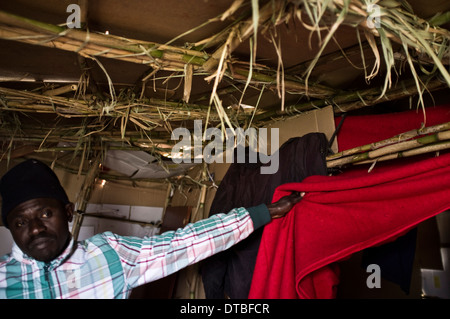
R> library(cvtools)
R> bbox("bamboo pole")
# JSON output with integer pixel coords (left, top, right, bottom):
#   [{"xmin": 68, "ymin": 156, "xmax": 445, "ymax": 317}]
[
  {"xmin": 187, "ymin": 163, "xmax": 208, "ymax": 299},
  {"xmin": 231, "ymin": 66, "xmax": 337, "ymax": 97},
  {"xmin": 43, "ymin": 84, "xmax": 78, "ymax": 96},
  {"xmin": 327, "ymin": 121, "xmax": 450, "ymax": 161},
  {"xmin": 354, "ymin": 140, "xmax": 450, "ymax": 165},
  {"xmin": 332, "ymin": 79, "xmax": 446, "ymax": 114},
  {"xmin": 71, "ymin": 154, "xmax": 101, "ymax": 241},
  {"xmin": 0, "ymin": 128, "xmax": 174, "ymax": 146},
  {"xmin": 326, "ymin": 129, "xmax": 450, "ymax": 168},
  {"xmin": 0, "ymin": 26, "xmax": 197, "ymax": 71},
  {"xmin": 253, "ymin": 75, "xmax": 445, "ymax": 124},
  {"xmin": 371, "ymin": 130, "xmax": 450, "ymax": 157},
  {"xmin": 0, "ymin": 86, "xmax": 235, "ymax": 123},
  {"xmin": 0, "ymin": 10, "xmax": 208, "ymax": 67}
]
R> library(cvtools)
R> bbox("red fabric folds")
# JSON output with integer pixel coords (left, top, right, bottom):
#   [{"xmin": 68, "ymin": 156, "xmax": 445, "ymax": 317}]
[
  {"xmin": 249, "ymin": 105, "xmax": 450, "ymax": 299},
  {"xmin": 248, "ymin": 152, "xmax": 450, "ymax": 299}
]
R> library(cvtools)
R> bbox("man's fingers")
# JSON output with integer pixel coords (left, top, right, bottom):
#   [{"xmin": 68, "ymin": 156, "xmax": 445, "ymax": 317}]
[
  {"xmin": 292, "ymin": 191, "xmax": 305, "ymax": 197},
  {"xmin": 291, "ymin": 191, "xmax": 305, "ymax": 203}
]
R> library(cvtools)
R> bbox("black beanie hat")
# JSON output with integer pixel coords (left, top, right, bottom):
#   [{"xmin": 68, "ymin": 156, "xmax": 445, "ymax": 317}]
[{"xmin": 0, "ymin": 159, "xmax": 70, "ymax": 228}]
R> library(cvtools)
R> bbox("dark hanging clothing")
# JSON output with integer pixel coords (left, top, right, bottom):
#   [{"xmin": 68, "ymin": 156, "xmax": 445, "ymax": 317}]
[
  {"xmin": 201, "ymin": 132, "xmax": 329, "ymax": 299},
  {"xmin": 361, "ymin": 228, "xmax": 418, "ymax": 294}
]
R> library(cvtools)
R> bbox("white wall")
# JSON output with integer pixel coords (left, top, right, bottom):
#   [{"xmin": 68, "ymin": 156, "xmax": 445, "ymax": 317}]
[{"xmin": 0, "ymin": 227, "xmax": 13, "ymax": 256}]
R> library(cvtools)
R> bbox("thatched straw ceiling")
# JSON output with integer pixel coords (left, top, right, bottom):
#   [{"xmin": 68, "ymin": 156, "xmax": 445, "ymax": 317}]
[{"xmin": 0, "ymin": 0, "xmax": 450, "ymax": 175}]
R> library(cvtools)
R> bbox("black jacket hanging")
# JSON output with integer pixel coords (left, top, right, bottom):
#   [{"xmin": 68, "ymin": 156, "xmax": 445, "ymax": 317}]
[{"xmin": 200, "ymin": 132, "xmax": 329, "ymax": 299}]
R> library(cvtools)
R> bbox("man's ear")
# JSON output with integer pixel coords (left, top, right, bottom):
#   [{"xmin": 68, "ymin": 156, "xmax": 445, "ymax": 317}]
[{"xmin": 65, "ymin": 202, "xmax": 75, "ymax": 223}]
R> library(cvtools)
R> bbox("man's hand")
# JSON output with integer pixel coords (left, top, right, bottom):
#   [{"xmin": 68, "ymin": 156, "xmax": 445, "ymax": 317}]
[{"xmin": 267, "ymin": 192, "xmax": 304, "ymax": 219}]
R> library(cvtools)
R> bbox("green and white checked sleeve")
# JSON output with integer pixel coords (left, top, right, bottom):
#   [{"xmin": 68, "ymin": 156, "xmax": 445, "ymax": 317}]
[{"xmin": 106, "ymin": 204, "xmax": 271, "ymax": 290}]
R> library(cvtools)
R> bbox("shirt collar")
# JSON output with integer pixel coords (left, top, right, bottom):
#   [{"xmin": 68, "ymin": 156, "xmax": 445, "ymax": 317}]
[{"xmin": 11, "ymin": 236, "xmax": 75, "ymax": 268}]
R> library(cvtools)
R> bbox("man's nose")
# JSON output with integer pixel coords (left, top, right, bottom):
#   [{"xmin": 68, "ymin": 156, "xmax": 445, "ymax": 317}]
[{"xmin": 29, "ymin": 218, "xmax": 46, "ymax": 235}]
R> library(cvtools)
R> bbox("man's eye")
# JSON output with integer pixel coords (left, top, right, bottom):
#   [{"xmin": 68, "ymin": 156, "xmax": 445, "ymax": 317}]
[
  {"xmin": 42, "ymin": 210, "xmax": 52, "ymax": 218},
  {"xmin": 15, "ymin": 220, "xmax": 26, "ymax": 228}
]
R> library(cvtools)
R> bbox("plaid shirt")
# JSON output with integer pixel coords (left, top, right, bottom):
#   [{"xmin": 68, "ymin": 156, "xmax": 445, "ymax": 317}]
[{"xmin": 0, "ymin": 205, "xmax": 270, "ymax": 299}]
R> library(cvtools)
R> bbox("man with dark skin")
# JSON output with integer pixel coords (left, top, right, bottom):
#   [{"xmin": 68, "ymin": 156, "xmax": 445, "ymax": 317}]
[
  {"xmin": 0, "ymin": 159, "xmax": 303, "ymax": 298},
  {"xmin": 6, "ymin": 198, "xmax": 75, "ymax": 263},
  {"xmin": 7, "ymin": 195, "xmax": 300, "ymax": 264}
]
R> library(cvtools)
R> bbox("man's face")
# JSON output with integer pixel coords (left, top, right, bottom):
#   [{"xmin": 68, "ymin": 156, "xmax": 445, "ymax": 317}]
[{"xmin": 6, "ymin": 198, "xmax": 74, "ymax": 263}]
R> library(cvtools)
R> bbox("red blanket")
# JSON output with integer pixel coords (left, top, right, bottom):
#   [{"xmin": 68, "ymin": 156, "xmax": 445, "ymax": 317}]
[
  {"xmin": 248, "ymin": 105, "xmax": 450, "ymax": 299},
  {"xmin": 248, "ymin": 152, "xmax": 450, "ymax": 298}
]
